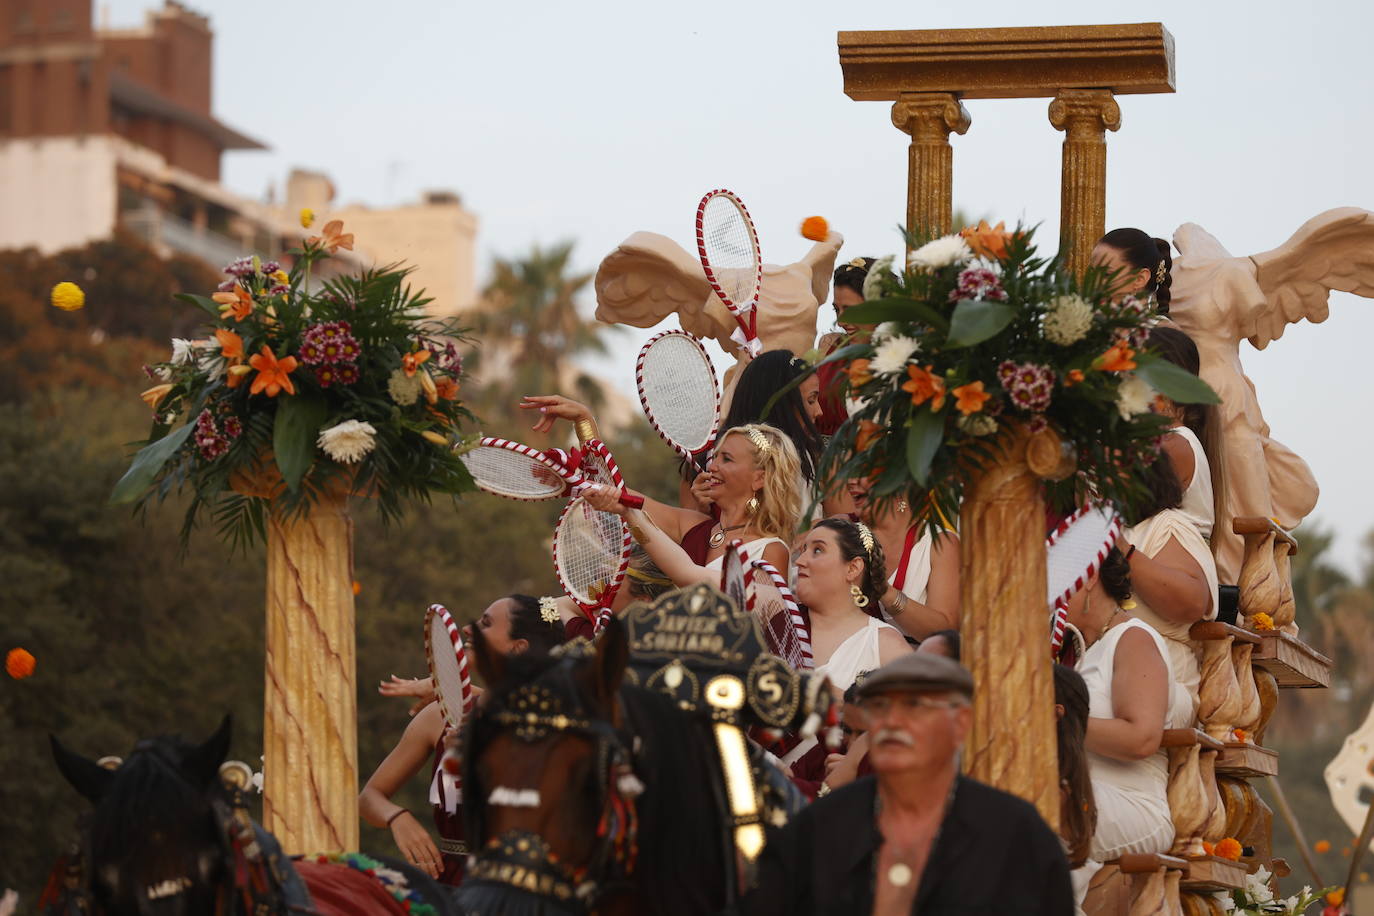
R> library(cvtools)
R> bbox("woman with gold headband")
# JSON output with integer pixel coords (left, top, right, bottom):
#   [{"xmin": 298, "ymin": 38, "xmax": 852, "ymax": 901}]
[{"xmin": 580, "ymin": 424, "xmax": 801, "ymax": 584}]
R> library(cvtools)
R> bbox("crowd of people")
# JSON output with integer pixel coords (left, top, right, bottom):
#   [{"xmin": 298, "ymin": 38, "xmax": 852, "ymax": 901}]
[{"xmin": 364, "ymin": 227, "xmax": 1224, "ymax": 915}]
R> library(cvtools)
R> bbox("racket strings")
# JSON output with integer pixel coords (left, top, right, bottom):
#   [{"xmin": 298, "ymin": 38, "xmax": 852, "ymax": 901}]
[
  {"xmin": 557, "ymin": 499, "xmax": 626, "ymax": 604},
  {"xmin": 641, "ymin": 338, "xmax": 718, "ymax": 451},
  {"xmin": 700, "ymin": 199, "xmax": 760, "ymax": 307},
  {"xmin": 462, "ymin": 447, "xmax": 565, "ymax": 499}
]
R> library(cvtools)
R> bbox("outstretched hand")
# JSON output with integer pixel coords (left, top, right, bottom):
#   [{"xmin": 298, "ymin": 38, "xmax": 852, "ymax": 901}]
[
  {"xmin": 580, "ymin": 483, "xmax": 631, "ymax": 518},
  {"xmin": 519, "ymin": 395, "xmax": 593, "ymax": 435},
  {"xmin": 379, "ymin": 675, "xmax": 437, "ymax": 717}
]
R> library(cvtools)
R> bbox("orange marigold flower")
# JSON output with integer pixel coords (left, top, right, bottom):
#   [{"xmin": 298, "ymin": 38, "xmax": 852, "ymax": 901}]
[
  {"xmin": 1065, "ymin": 369, "xmax": 1085, "ymax": 386},
  {"xmin": 1315, "ymin": 840, "xmax": 1332, "ymax": 854},
  {"xmin": 1214, "ymin": 837, "xmax": 1242, "ymax": 860},
  {"xmin": 1201, "ymin": 841, "xmax": 1215, "ymax": 856},
  {"xmin": 855, "ymin": 420, "xmax": 883, "ymax": 452},
  {"xmin": 212, "ymin": 284, "xmax": 255, "ymax": 322},
  {"xmin": 434, "ymin": 375, "xmax": 461, "ymax": 400},
  {"xmin": 846, "ymin": 358, "xmax": 873, "ymax": 389},
  {"xmin": 902, "ymin": 364, "xmax": 946, "ymax": 411},
  {"xmin": 1093, "ymin": 341, "xmax": 1137, "ymax": 372},
  {"xmin": 402, "ymin": 349, "xmax": 432, "ymax": 378},
  {"xmin": 1327, "ymin": 889, "xmax": 1345, "ymax": 906},
  {"xmin": 959, "ymin": 219, "xmax": 1014, "ymax": 261},
  {"xmin": 951, "ymin": 381, "xmax": 991, "ymax": 416},
  {"xmin": 140, "ymin": 383, "xmax": 174, "ymax": 410},
  {"xmin": 248, "ymin": 346, "xmax": 298, "ymax": 397},
  {"xmin": 1250, "ymin": 611, "xmax": 1275, "ymax": 632},
  {"xmin": 1232, "ymin": 728, "xmax": 1248, "ymax": 743},
  {"xmin": 800, "ymin": 216, "xmax": 829, "ymax": 242},
  {"xmin": 308, "ymin": 219, "xmax": 355, "ymax": 253},
  {"xmin": 6, "ymin": 647, "xmax": 35, "ymax": 679}
]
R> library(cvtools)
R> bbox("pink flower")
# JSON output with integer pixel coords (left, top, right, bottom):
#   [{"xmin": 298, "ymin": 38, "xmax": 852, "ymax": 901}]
[
  {"xmin": 997, "ymin": 360, "xmax": 1056, "ymax": 412},
  {"xmin": 952, "ymin": 266, "xmax": 1007, "ymax": 302},
  {"xmin": 299, "ymin": 321, "xmax": 361, "ymax": 366}
]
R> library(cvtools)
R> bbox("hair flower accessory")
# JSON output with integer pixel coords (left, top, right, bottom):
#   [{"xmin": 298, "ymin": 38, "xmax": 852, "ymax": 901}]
[{"xmin": 539, "ymin": 597, "xmax": 560, "ymax": 625}]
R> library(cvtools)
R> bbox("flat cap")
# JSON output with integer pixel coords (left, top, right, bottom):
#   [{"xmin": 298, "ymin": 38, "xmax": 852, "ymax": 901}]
[{"xmin": 854, "ymin": 652, "xmax": 974, "ymax": 700}]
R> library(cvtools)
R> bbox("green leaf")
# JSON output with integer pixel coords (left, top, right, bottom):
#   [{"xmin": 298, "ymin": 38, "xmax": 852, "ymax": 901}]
[
  {"xmin": 1133, "ymin": 355, "xmax": 1220, "ymax": 405},
  {"xmin": 273, "ymin": 394, "xmax": 330, "ymax": 492},
  {"xmin": 838, "ymin": 298, "xmax": 950, "ymax": 331},
  {"xmin": 110, "ymin": 423, "xmax": 195, "ymax": 504},
  {"xmin": 945, "ymin": 299, "xmax": 1016, "ymax": 348},
  {"xmin": 905, "ymin": 408, "xmax": 946, "ymax": 487},
  {"xmin": 175, "ymin": 293, "xmax": 223, "ymax": 319}
]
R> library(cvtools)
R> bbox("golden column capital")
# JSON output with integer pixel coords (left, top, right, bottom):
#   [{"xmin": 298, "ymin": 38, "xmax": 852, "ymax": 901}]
[
  {"xmin": 1048, "ymin": 88, "xmax": 1120, "ymax": 276},
  {"xmin": 890, "ymin": 93, "xmax": 972, "ymax": 242}
]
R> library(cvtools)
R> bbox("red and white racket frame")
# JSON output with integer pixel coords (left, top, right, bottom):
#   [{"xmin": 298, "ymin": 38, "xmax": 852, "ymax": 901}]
[
  {"xmin": 464, "ymin": 436, "xmax": 572, "ymax": 502},
  {"xmin": 555, "ymin": 438, "xmax": 635, "ymax": 623},
  {"xmin": 695, "ymin": 189, "xmax": 763, "ymax": 353},
  {"xmin": 744, "ymin": 556, "xmax": 814, "ymax": 670},
  {"xmin": 634, "ymin": 329, "xmax": 721, "ymax": 462},
  {"xmin": 1045, "ymin": 504, "xmax": 1124, "ymax": 658},
  {"xmin": 468, "ymin": 436, "xmax": 643, "ymax": 508},
  {"xmin": 424, "ymin": 603, "xmax": 474, "ymax": 794}
]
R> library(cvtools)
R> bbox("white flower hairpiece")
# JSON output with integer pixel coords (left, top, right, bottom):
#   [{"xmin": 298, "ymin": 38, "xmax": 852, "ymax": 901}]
[{"xmin": 538, "ymin": 596, "xmax": 560, "ymax": 625}]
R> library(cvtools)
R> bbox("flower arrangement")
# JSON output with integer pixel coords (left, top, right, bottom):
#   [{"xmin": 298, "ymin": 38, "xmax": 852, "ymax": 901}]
[
  {"xmin": 813, "ymin": 222, "xmax": 1219, "ymax": 529},
  {"xmin": 111, "ymin": 222, "xmax": 475, "ymax": 546},
  {"xmin": 1213, "ymin": 865, "xmax": 1336, "ymax": 915}
]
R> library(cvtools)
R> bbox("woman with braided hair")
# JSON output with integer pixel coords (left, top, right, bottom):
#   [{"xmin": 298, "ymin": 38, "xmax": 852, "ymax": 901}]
[{"xmin": 1091, "ymin": 228, "xmax": 1174, "ymax": 313}]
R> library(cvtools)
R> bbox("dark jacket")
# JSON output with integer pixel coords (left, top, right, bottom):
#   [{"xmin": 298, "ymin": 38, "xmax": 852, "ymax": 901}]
[{"xmin": 745, "ymin": 775, "xmax": 1073, "ymax": 916}]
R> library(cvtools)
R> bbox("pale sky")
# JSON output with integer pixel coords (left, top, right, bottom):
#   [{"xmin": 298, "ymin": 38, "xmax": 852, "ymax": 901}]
[{"xmin": 107, "ymin": 0, "xmax": 1374, "ymax": 572}]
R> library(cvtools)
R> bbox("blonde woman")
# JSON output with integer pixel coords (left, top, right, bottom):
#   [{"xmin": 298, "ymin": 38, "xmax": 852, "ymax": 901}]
[{"xmin": 580, "ymin": 424, "xmax": 802, "ymax": 584}]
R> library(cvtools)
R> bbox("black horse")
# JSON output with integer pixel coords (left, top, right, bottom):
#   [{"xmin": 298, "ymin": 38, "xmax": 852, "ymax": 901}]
[
  {"xmin": 455, "ymin": 615, "xmax": 802, "ymax": 916},
  {"xmin": 47, "ymin": 716, "xmax": 456, "ymax": 916}
]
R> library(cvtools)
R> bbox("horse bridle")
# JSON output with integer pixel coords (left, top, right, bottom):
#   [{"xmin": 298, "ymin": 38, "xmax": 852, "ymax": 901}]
[{"xmin": 462, "ymin": 655, "xmax": 641, "ymax": 914}]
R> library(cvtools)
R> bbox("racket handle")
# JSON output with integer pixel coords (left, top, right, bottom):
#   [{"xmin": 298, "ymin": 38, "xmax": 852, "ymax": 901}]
[{"xmin": 619, "ymin": 491, "xmax": 645, "ymax": 510}]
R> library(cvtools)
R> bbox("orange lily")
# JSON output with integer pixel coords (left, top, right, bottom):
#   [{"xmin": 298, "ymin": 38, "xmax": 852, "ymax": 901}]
[
  {"xmin": 1064, "ymin": 369, "xmax": 1085, "ymax": 386},
  {"xmin": 951, "ymin": 381, "xmax": 991, "ymax": 416},
  {"xmin": 226, "ymin": 364, "xmax": 252, "ymax": 389},
  {"xmin": 248, "ymin": 346, "xmax": 298, "ymax": 397},
  {"xmin": 1094, "ymin": 342, "xmax": 1137, "ymax": 372},
  {"xmin": 846, "ymin": 358, "xmax": 873, "ymax": 388},
  {"xmin": 855, "ymin": 420, "xmax": 883, "ymax": 452},
  {"xmin": 212, "ymin": 284, "xmax": 254, "ymax": 322},
  {"xmin": 215, "ymin": 328, "xmax": 244, "ymax": 361},
  {"xmin": 308, "ymin": 219, "xmax": 355, "ymax": 253},
  {"xmin": 902, "ymin": 365, "xmax": 946, "ymax": 411},
  {"xmin": 959, "ymin": 220, "xmax": 1014, "ymax": 261},
  {"xmin": 141, "ymin": 383, "xmax": 174, "ymax": 410},
  {"xmin": 435, "ymin": 376, "xmax": 461, "ymax": 400},
  {"xmin": 402, "ymin": 348, "xmax": 431, "ymax": 378}
]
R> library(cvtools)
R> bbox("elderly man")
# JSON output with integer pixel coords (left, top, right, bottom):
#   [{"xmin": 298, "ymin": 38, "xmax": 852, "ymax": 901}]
[{"xmin": 748, "ymin": 653, "xmax": 1072, "ymax": 915}]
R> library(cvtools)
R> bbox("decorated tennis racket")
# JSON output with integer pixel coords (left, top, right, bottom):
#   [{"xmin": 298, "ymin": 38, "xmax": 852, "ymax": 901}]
[
  {"xmin": 554, "ymin": 439, "xmax": 636, "ymax": 617},
  {"xmin": 1045, "ymin": 504, "xmax": 1123, "ymax": 658},
  {"xmin": 459, "ymin": 437, "xmax": 644, "ymax": 508},
  {"xmin": 424, "ymin": 603, "xmax": 473, "ymax": 808},
  {"xmin": 696, "ymin": 189, "xmax": 763, "ymax": 356},
  {"xmin": 636, "ymin": 329, "xmax": 720, "ymax": 464},
  {"xmin": 746, "ymin": 559, "xmax": 813, "ymax": 670}
]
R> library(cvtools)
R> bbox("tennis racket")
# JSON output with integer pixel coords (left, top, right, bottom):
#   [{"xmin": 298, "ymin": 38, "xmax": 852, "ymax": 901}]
[
  {"xmin": 636, "ymin": 329, "xmax": 720, "ymax": 464},
  {"xmin": 425, "ymin": 603, "xmax": 473, "ymax": 806},
  {"xmin": 554, "ymin": 439, "xmax": 635, "ymax": 617},
  {"xmin": 696, "ymin": 189, "xmax": 763, "ymax": 356},
  {"xmin": 746, "ymin": 559, "xmax": 813, "ymax": 670},
  {"xmin": 460, "ymin": 437, "xmax": 644, "ymax": 508}
]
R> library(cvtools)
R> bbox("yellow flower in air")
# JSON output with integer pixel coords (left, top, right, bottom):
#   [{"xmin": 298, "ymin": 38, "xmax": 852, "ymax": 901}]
[
  {"xmin": 51, "ymin": 281, "xmax": 85, "ymax": 311},
  {"xmin": 300, "ymin": 208, "xmax": 315, "ymax": 229}
]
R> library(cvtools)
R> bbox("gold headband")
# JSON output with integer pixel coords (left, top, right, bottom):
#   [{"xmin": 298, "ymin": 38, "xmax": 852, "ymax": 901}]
[
  {"xmin": 1155, "ymin": 260, "xmax": 1167, "ymax": 285},
  {"xmin": 745, "ymin": 427, "xmax": 772, "ymax": 455},
  {"xmin": 625, "ymin": 567, "xmax": 673, "ymax": 587},
  {"xmin": 538, "ymin": 596, "xmax": 560, "ymax": 625},
  {"xmin": 855, "ymin": 521, "xmax": 875, "ymax": 556}
]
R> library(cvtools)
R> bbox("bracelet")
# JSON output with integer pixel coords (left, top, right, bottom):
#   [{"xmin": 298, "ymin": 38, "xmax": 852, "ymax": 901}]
[
  {"xmin": 886, "ymin": 590, "xmax": 909, "ymax": 616},
  {"xmin": 386, "ymin": 808, "xmax": 411, "ymax": 827},
  {"xmin": 573, "ymin": 418, "xmax": 600, "ymax": 444}
]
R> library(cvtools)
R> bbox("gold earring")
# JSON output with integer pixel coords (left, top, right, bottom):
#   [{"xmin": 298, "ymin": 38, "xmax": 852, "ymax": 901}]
[
  {"xmin": 850, "ymin": 584, "xmax": 869, "ymax": 608},
  {"xmin": 746, "ymin": 495, "xmax": 760, "ymax": 515}
]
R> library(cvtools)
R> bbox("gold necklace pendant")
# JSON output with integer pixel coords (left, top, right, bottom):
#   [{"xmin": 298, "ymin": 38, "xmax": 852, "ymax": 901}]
[
  {"xmin": 708, "ymin": 529, "xmax": 724, "ymax": 548},
  {"xmin": 887, "ymin": 863, "xmax": 913, "ymax": 887}
]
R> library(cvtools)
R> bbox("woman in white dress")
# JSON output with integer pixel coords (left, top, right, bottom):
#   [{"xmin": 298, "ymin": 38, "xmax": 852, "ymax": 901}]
[
  {"xmin": 1063, "ymin": 548, "xmax": 1191, "ymax": 906},
  {"xmin": 582, "ymin": 424, "xmax": 801, "ymax": 585},
  {"xmin": 1148, "ymin": 326, "xmax": 1227, "ymax": 543},
  {"xmin": 847, "ymin": 478, "xmax": 961, "ymax": 640}
]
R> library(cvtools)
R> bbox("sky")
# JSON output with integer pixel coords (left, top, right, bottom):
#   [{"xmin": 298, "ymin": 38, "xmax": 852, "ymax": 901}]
[{"xmin": 107, "ymin": 0, "xmax": 1374, "ymax": 572}]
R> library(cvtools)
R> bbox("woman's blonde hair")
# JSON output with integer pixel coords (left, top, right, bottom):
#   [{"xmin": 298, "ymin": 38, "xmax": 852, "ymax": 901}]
[{"xmin": 721, "ymin": 423, "xmax": 802, "ymax": 542}]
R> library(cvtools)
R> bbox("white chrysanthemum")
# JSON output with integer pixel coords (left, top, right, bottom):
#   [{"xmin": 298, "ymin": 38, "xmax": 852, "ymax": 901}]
[
  {"xmin": 870, "ymin": 335, "xmax": 920, "ymax": 376},
  {"xmin": 861, "ymin": 254, "xmax": 896, "ymax": 300},
  {"xmin": 906, "ymin": 234, "xmax": 971, "ymax": 272},
  {"xmin": 1115, "ymin": 373, "xmax": 1156, "ymax": 420},
  {"xmin": 387, "ymin": 369, "xmax": 422, "ymax": 406},
  {"xmin": 170, "ymin": 338, "xmax": 198, "ymax": 365},
  {"xmin": 957, "ymin": 414, "xmax": 998, "ymax": 437},
  {"xmin": 317, "ymin": 419, "xmax": 378, "ymax": 464},
  {"xmin": 871, "ymin": 322, "xmax": 903, "ymax": 343},
  {"xmin": 1042, "ymin": 294, "xmax": 1095, "ymax": 345}
]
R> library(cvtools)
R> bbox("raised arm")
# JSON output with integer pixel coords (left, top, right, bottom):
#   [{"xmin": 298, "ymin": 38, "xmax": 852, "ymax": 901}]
[
  {"xmin": 583, "ymin": 484, "xmax": 720, "ymax": 586},
  {"xmin": 358, "ymin": 702, "xmax": 447, "ymax": 876}
]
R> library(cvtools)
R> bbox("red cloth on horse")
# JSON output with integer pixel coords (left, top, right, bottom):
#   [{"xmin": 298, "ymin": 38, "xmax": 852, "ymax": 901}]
[
  {"xmin": 294, "ymin": 860, "xmax": 410, "ymax": 915},
  {"xmin": 431, "ymin": 736, "xmax": 467, "ymax": 885}
]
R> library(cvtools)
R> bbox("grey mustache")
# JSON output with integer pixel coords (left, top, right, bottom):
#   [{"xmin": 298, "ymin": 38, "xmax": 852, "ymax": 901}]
[{"xmin": 873, "ymin": 728, "xmax": 916, "ymax": 747}]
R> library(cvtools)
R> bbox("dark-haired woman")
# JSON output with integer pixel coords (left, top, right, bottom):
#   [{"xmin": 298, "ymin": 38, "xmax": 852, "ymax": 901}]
[
  {"xmin": 1148, "ymin": 326, "xmax": 1227, "ymax": 543},
  {"xmin": 361, "ymin": 594, "xmax": 564, "ymax": 884},
  {"xmin": 1091, "ymin": 228, "xmax": 1173, "ymax": 313},
  {"xmin": 814, "ymin": 257, "xmax": 877, "ymax": 435},
  {"xmin": 1063, "ymin": 550, "xmax": 1189, "ymax": 897},
  {"xmin": 1054, "ymin": 664, "xmax": 1097, "ymax": 912}
]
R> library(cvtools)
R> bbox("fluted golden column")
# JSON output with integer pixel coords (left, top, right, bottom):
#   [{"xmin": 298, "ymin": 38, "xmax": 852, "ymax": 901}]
[
  {"xmin": 891, "ymin": 93, "xmax": 972, "ymax": 241},
  {"xmin": 262, "ymin": 488, "xmax": 359, "ymax": 854},
  {"xmin": 961, "ymin": 425, "xmax": 1068, "ymax": 831},
  {"xmin": 1048, "ymin": 89, "xmax": 1121, "ymax": 276}
]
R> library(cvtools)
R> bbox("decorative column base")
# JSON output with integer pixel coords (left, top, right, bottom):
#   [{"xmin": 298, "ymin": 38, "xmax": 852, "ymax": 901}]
[{"xmin": 262, "ymin": 488, "xmax": 359, "ymax": 854}]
